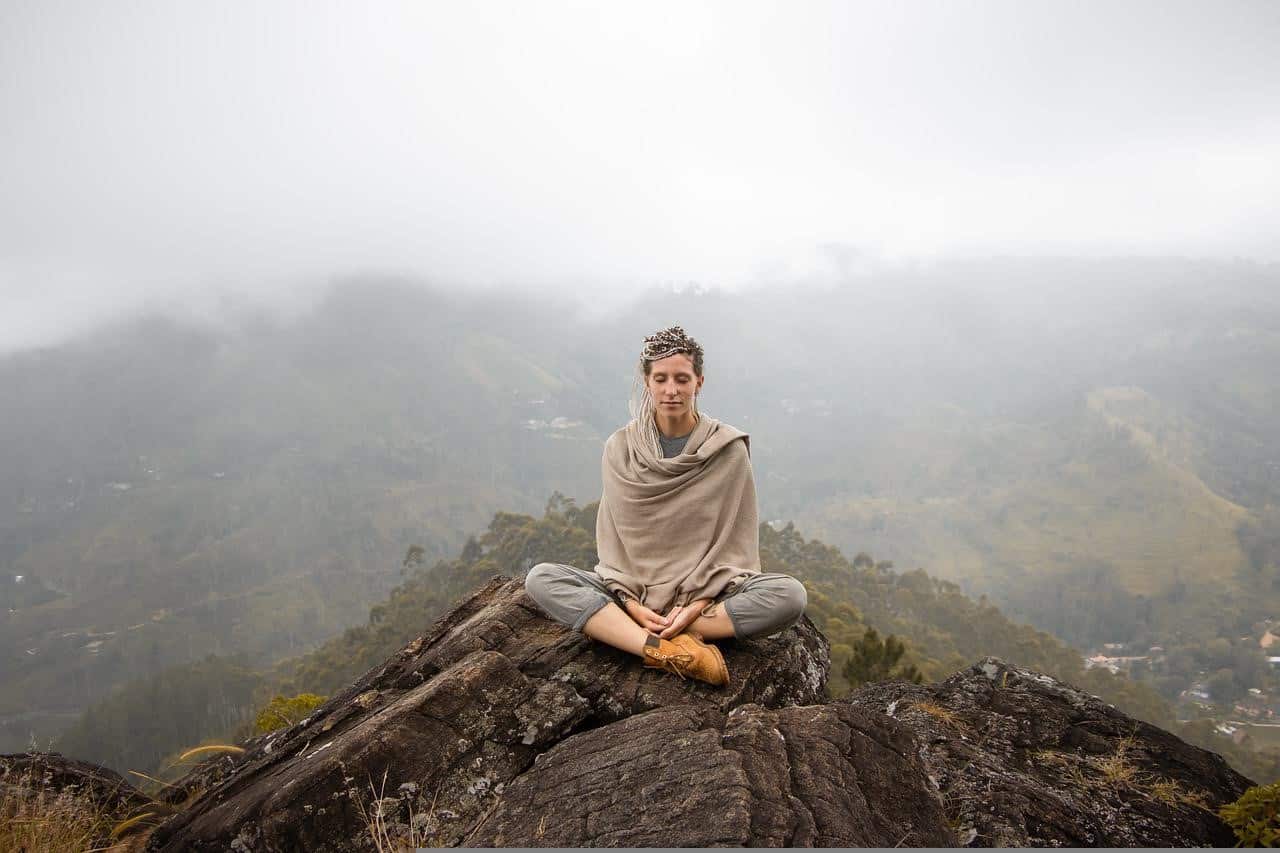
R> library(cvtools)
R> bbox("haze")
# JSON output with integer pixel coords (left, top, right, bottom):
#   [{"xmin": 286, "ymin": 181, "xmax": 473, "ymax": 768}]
[{"xmin": 2, "ymin": 0, "xmax": 1278, "ymax": 353}]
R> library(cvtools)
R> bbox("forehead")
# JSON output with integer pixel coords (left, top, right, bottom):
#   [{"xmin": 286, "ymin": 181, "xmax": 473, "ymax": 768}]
[{"xmin": 648, "ymin": 353, "xmax": 696, "ymax": 374}]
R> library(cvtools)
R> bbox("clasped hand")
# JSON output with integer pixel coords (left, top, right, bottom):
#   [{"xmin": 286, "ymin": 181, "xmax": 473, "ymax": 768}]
[{"xmin": 624, "ymin": 597, "xmax": 713, "ymax": 640}]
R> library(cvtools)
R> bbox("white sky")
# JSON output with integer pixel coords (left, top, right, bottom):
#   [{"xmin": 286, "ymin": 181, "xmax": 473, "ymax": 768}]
[{"xmin": 2, "ymin": 0, "xmax": 1278, "ymax": 351}]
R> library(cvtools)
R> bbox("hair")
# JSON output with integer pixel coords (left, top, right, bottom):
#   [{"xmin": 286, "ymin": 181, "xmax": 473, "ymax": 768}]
[{"xmin": 627, "ymin": 325, "xmax": 705, "ymax": 454}]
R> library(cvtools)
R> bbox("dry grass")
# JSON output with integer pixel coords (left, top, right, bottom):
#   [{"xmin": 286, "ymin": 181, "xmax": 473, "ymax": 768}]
[
  {"xmin": 0, "ymin": 762, "xmax": 149, "ymax": 853},
  {"xmin": 910, "ymin": 698, "xmax": 963, "ymax": 729},
  {"xmin": 1095, "ymin": 752, "xmax": 1141, "ymax": 788},
  {"xmin": 353, "ymin": 767, "xmax": 446, "ymax": 851},
  {"xmin": 1034, "ymin": 734, "xmax": 1213, "ymax": 812},
  {"xmin": 174, "ymin": 744, "xmax": 244, "ymax": 763},
  {"xmin": 1147, "ymin": 777, "xmax": 1213, "ymax": 811}
]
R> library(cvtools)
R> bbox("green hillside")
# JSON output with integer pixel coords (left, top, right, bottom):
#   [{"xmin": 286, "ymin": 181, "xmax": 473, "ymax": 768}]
[{"xmin": 7, "ymin": 259, "xmax": 1280, "ymax": 761}]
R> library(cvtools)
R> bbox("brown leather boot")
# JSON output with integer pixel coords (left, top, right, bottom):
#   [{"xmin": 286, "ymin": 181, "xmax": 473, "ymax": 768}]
[{"xmin": 642, "ymin": 630, "xmax": 729, "ymax": 686}]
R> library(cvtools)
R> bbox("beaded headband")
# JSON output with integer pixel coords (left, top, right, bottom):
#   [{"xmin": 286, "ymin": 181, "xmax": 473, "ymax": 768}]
[{"xmin": 641, "ymin": 325, "xmax": 704, "ymax": 364}]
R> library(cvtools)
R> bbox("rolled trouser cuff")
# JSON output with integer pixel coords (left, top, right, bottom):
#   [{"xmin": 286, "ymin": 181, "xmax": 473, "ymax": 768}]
[
  {"xmin": 571, "ymin": 592, "xmax": 614, "ymax": 633},
  {"xmin": 525, "ymin": 561, "xmax": 619, "ymax": 633}
]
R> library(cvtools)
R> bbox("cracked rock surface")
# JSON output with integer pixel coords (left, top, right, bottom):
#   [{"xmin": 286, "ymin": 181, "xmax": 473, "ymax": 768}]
[
  {"xmin": 844, "ymin": 656, "xmax": 1254, "ymax": 847},
  {"xmin": 466, "ymin": 701, "xmax": 954, "ymax": 847},
  {"xmin": 145, "ymin": 575, "xmax": 831, "ymax": 851}
]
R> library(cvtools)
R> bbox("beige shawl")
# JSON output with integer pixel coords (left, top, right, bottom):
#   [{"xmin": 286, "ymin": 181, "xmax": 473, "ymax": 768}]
[{"xmin": 594, "ymin": 413, "xmax": 761, "ymax": 614}]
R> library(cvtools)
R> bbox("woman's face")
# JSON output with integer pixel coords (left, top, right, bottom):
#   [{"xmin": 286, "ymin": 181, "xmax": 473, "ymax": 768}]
[{"xmin": 645, "ymin": 353, "xmax": 703, "ymax": 420}]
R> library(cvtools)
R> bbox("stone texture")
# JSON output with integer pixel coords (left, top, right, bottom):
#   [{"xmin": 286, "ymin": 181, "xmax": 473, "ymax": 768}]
[
  {"xmin": 0, "ymin": 750, "xmax": 153, "ymax": 819},
  {"xmin": 466, "ymin": 701, "xmax": 955, "ymax": 847},
  {"xmin": 843, "ymin": 656, "xmax": 1254, "ymax": 847},
  {"xmin": 145, "ymin": 575, "xmax": 831, "ymax": 851},
  {"xmin": 155, "ymin": 749, "xmax": 256, "ymax": 807}
]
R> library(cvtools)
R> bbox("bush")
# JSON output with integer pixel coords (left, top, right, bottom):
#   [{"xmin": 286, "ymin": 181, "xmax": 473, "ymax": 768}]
[
  {"xmin": 253, "ymin": 693, "xmax": 327, "ymax": 734},
  {"xmin": 1219, "ymin": 781, "xmax": 1280, "ymax": 847}
]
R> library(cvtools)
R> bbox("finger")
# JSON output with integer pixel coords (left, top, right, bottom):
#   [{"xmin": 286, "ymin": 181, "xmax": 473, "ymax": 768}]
[{"xmin": 659, "ymin": 611, "xmax": 694, "ymax": 639}]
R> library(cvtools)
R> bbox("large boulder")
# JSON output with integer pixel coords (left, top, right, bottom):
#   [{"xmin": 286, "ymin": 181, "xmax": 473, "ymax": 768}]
[
  {"xmin": 465, "ymin": 702, "xmax": 955, "ymax": 847},
  {"xmin": 844, "ymin": 656, "xmax": 1254, "ymax": 847},
  {"xmin": 146, "ymin": 575, "xmax": 832, "ymax": 851}
]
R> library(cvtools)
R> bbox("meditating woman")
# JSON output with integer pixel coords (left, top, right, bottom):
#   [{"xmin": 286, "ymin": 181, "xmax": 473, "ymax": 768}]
[{"xmin": 524, "ymin": 325, "xmax": 808, "ymax": 686}]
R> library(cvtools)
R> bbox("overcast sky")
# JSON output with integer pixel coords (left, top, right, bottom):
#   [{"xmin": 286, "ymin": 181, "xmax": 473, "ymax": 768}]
[{"xmin": 2, "ymin": 0, "xmax": 1278, "ymax": 352}]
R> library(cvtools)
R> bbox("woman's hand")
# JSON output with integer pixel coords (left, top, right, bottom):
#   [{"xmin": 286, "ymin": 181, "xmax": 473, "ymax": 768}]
[
  {"xmin": 623, "ymin": 599, "xmax": 671, "ymax": 635},
  {"xmin": 657, "ymin": 598, "xmax": 713, "ymax": 639}
]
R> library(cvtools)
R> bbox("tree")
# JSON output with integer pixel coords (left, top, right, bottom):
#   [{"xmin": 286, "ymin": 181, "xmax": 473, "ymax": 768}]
[
  {"xmin": 843, "ymin": 627, "xmax": 924, "ymax": 688},
  {"xmin": 401, "ymin": 544, "xmax": 426, "ymax": 576}
]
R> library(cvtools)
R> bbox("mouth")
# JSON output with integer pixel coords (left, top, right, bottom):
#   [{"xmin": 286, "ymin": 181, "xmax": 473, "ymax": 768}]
[{"xmin": 662, "ymin": 401, "xmax": 681, "ymax": 406}]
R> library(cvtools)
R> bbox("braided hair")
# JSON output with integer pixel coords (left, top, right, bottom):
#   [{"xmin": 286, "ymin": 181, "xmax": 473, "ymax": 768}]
[{"xmin": 628, "ymin": 325, "xmax": 705, "ymax": 455}]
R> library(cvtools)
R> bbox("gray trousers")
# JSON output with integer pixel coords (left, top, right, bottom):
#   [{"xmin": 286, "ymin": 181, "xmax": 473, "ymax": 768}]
[{"xmin": 524, "ymin": 562, "xmax": 807, "ymax": 639}]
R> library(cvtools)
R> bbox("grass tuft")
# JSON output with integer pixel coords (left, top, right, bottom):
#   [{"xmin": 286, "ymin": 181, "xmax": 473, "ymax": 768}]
[
  {"xmin": 353, "ymin": 767, "xmax": 446, "ymax": 851},
  {"xmin": 175, "ymin": 744, "xmax": 244, "ymax": 764},
  {"xmin": 1, "ymin": 759, "xmax": 137, "ymax": 852},
  {"xmin": 1094, "ymin": 752, "xmax": 1141, "ymax": 788},
  {"xmin": 1147, "ymin": 777, "xmax": 1212, "ymax": 811},
  {"xmin": 910, "ymin": 698, "xmax": 963, "ymax": 728}
]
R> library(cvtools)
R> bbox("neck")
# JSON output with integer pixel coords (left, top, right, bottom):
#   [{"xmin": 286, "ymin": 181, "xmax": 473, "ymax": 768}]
[{"xmin": 653, "ymin": 409, "xmax": 698, "ymax": 438}]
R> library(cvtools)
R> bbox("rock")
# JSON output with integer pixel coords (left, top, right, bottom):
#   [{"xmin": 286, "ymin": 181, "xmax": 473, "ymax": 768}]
[
  {"xmin": 146, "ymin": 575, "xmax": 831, "ymax": 851},
  {"xmin": 135, "ymin": 578, "xmax": 1255, "ymax": 850},
  {"xmin": 465, "ymin": 702, "xmax": 955, "ymax": 847},
  {"xmin": 0, "ymin": 750, "xmax": 153, "ymax": 818},
  {"xmin": 1, "ymin": 750, "xmax": 158, "ymax": 849},
  {"xmin": 155, "ymin": 744, "xmax": 263, "ymax": 807},
  {"xmin": 843, "ymin": 656, "xmax": 1253, "ymax": 847}
]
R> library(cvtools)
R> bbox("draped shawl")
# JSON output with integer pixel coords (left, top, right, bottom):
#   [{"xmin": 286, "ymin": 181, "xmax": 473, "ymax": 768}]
[{"xmin": 594, "ymin": 413, "xmax": 761, "ymax": 614}]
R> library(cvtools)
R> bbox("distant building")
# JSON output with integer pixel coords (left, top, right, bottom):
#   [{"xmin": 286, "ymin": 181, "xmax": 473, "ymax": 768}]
[{"xmin": 1084, "ymin": 653, "xmax": 1149, "ymax": 675}]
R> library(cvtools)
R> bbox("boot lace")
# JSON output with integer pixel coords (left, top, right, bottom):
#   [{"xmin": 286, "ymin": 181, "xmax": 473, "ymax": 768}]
[{"xmin": 644, "ymin": 647, "xmax": 696, "ymax": 680}]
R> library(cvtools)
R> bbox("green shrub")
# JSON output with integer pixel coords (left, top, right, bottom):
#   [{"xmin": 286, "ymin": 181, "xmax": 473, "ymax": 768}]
[
  {"xmin": 253, "ymin": 693, "xmax": 326, "ymax": 734},
  {"xmin": 1220, "ymin": 781, "xmax": 1280, "ymax": 847}
]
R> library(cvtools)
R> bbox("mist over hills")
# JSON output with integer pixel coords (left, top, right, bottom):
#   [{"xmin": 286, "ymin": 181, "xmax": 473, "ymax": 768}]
[{"xmin": 3, "ymin": 255, "xmax": 1279, "ymax": 757}]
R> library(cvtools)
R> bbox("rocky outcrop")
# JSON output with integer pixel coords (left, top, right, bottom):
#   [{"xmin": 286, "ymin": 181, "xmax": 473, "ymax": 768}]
[
  {"xmin": 0, "ymin": 750, "xmax": 153, "ymax": 820},
  {"xmin": 464, "ymin": 701, "xmax": 954, "ymax": 847},
  {"xmin": 145, "ymin": 575, "xmax": 832, "ymax": 851},
  {"xmin": 11, "ymin": 575, "xmax": 1255, "ymax": 849},
  {"xmin": 844, "ymin": 657, "xmax": 1254, "ymax": 847}
]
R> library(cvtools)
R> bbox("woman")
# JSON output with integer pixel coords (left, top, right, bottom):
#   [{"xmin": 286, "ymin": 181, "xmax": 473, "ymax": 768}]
[{"xmin": 524, "ymin": 325, "xmax": 808, "ymax": 686}]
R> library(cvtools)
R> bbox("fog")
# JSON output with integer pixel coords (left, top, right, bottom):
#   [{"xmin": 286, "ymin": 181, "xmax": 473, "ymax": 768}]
[{"xmin": 2, "ymin": 0, "xmax": 1278, "ymax": 353}]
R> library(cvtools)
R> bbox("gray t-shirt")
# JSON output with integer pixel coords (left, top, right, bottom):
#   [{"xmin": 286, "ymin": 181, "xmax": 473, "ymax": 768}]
[{"xmin": 659, "ymin": 428, "xmax": 693, "ymax": 458}]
